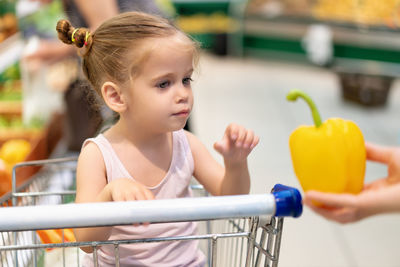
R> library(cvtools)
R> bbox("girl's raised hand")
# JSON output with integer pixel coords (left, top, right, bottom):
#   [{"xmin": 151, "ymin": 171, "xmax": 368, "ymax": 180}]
[
  {"xmin": 107, "ymin": 178, "xmax": 155, "ymax": 202},
  {"xmin": 213, "ymin": 123, "xmax": 259, "ymax": 164}
]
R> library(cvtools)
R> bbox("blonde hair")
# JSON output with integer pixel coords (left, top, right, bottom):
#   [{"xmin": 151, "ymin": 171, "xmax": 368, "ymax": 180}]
[{"xmin": 56, "ymin": 12, "xmax": 198, "ymax": 95}]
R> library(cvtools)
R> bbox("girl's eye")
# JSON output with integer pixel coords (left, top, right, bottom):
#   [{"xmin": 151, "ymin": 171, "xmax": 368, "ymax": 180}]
[
  {"xmin": 183, "ymin": 77, "xmax": 193, "ymax": 85},
  {"xmin": 157, "ymin": 81, "xmax": 170, "ymax": 89}
]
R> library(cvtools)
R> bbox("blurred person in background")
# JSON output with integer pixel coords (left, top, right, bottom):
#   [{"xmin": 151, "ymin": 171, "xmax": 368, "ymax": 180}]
[
  {"xmin": 305, "ymin": 142, "xmax": 400, "ymax": 223},
  {"xmin": 24, "ymin": 0, "xmax": 164, "ymax": 152}
]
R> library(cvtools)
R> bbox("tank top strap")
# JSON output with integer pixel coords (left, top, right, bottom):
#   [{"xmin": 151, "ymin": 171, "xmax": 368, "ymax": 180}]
[
  {"xmin": 82, "ymin": 135, "xmax": 131, "ymax": 183},
  {"xmin": 173, "ymin": 129, "xmax": 194, "ymax": 174}
]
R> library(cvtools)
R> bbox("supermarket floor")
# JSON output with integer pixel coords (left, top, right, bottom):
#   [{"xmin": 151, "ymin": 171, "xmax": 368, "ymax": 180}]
[{"xmin": 190, "ymin": 53, "xmax": 400, "ymax": 267}]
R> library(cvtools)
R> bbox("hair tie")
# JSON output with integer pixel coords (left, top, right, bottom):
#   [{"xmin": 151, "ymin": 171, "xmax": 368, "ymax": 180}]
[
  {"xmin": 84, "ymin": 32, "xmax": 90, "ymax": 46},
  {"xmin": 71, "ymin": 28, "xmax": 79, "ymax": 43}
]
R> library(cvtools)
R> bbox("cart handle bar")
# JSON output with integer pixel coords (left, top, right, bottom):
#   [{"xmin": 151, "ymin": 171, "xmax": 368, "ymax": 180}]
[{"xmin": 0, "ymin": 185, "xmax": 302, "ymax": 231}]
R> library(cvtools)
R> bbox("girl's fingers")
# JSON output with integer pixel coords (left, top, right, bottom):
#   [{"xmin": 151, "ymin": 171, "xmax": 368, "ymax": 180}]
[
  {"xmin": 251, "ymin": 135, "xmax": 260, "ymax": 149},
  {"xmin": 134, "ymin": 191, "xmax": 147, "ymax": 201},
  {"xmin": 242, "ymin": 130, "xmax": 255, "ymax": 148},
  {"xmin": 133, "ymin": 186, "xmax": 155, "ymax": 201},
  {"xmin": 228, "ymin": 124, "xmax": 239, "ymax": 142},
  {"xmin": 215, "ymin": 124, "xmax": 258, "ymax": 155},
  {"xmin": 143, "ymin": 188, "xmax": 155, "ymax": 200},
  {"xmin": 235, "ymin": 128, "xmax": 248, "ymax": 147},
  {"xmin": 213, "ymin": 137, "xmax": 229, "ymax": 155},
  {"xmin": 226, "ymin": 123, "xmax": 247, "ymax": 145}
]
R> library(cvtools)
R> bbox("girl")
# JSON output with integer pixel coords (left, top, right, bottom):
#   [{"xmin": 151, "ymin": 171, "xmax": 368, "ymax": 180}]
[{"xmin": 56, "ymin": 11, "xmax": 259, "ymax": 266}]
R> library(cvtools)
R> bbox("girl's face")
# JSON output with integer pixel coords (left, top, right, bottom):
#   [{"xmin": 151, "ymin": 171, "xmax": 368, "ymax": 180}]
[{"xmin": 123, "ymin": 34, "xmax": 195, "ymax": 133}]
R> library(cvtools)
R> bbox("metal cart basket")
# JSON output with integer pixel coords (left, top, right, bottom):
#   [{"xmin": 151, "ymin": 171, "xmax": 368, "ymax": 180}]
[{"xmin": 0, "ymin": 157, "xmax": 302, "ymax": 267}]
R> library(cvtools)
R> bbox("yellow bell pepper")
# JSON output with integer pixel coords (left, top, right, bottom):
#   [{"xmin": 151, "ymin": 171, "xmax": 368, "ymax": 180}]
[{"xmin": 287, "ymin": 90, "xmax": 366, "ymax": 194}]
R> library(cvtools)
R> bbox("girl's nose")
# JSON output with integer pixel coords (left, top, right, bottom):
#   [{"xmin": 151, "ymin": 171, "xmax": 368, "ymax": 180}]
[{"xmin": 175, "ymin": 85, "xmax": 189, "ymax": 103}]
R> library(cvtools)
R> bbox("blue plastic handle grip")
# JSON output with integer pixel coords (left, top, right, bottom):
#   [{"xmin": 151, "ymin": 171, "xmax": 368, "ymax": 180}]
[{"xmin": 272, "ymin": 184, "xmax": 303, "ymax": 218}]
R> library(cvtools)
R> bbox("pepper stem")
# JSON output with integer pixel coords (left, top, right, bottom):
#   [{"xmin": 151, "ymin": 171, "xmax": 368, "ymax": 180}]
[{"xmin": 286, "ymin": 89, "xmax": 322, "ymax": 128}]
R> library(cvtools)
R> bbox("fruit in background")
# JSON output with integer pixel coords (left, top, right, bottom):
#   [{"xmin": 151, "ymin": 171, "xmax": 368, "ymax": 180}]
[
  {"xmin": 0, "ymin": 13, "xmax": 18, "ymax": 42},
  {"xmin": 176, "ymin": 12, "xmax": 237, "ymax": 34},
  {"xmin": 0, "ymin": 139, "xmax": 31, "ymax": 167},
  {"xmin": 287, "ymin": 89, "xmax": 366, "ymax": 194},
  {"xmin": 312, "ymin": 0, "xmax": 400, "ymax": 26},
  {"xmin": 9, "ymin": 117, "xmax": 23, "ymax": 129},
  {"xmin": 0, "ymin": 116, "xmax": 8, "ymax": 128},
  {"xmin": 37, "ymin": 228, "xmax": 76, "ymax": 249},
  {"xmin": 0, "ymin": 158, "xmax": 11, "ymax": 196},
  {"xmin": 0, "ymin": 80, "xmax": 22, "ymax": 102},
  {"xmin": 28, "ymin": 117, "xmax": 44, "ymax": 129},
  {"xmin": 2, "ymin": 63, "xmax": 21, "ymax": 81}
]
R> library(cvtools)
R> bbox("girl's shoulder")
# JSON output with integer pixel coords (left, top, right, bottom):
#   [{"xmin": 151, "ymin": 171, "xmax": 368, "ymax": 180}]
[
  {"xmin": 81, "ymin": 134, "xmax": 108, "ymax": 154},
  {"xmin": 183, "ymin": 129, "xmax": 196, "ymax": 142},
  {"xmin": 183, "ymin": 130, "xmax": 206, "ymax": 154},
  {"xmin": 184, "ymin": 129, "xmax": 203, "ymax": 141},
  {"xmin": 78, "ymin": 137, "xmax": 104, "ymax": 166},
  {"xmin": 76, "ymin": 136, "xmax": 107, "ymax": 187}
]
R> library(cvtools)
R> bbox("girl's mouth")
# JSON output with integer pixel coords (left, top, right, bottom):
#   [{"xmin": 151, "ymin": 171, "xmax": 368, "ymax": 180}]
[{"xmin": 173, "ymin": 110, "xmax": 190, "ymax": 117}]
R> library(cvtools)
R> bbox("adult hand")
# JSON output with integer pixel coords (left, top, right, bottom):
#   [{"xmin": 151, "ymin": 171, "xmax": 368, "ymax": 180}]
[
  {"xmin": 304, "ymin": 142, "xmax": 400, "ymax": 223},
  {"xmin": 23, "ymin": 40, "xmax": 74, "ymax": 67}
]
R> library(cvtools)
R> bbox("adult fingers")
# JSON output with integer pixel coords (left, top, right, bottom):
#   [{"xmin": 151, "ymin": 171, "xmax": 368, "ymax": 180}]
[
  {"xmin": 304, "ymin": 191, "xmax": 356, "ymax": 208},
  {"xmin": 365, "ymin": 142, "xmax": 393, "ymax": 164},
  {"xmin": 306, "ymin": 204, "xmax": 354, "ymax": 224}
]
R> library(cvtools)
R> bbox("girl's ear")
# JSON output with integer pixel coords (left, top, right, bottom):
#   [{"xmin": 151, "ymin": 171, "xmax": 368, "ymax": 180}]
[{"xmin": 101, "ymin": 81, "xmax": 126, "ymax": 113}]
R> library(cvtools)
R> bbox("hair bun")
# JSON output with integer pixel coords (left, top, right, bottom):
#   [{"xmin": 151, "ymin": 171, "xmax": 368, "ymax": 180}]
[
  {"xmin": 56, "ymin": 19, "xmax": 92, "ymax": 49},
  {"xmin": 56, "ymin": 19, "xmax": 74, "ymax": 45}
]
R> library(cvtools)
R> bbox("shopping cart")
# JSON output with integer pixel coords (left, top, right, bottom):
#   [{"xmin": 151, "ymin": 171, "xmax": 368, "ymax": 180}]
[{"xmin": 0, "ymin": 157, "xmax": 302, "ymax": 267}]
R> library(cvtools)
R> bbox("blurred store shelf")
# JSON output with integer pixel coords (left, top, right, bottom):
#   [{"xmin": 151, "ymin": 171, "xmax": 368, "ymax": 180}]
[{"xmin": 0, "ymin": 33, "xmax": 24, "ymax": 74}]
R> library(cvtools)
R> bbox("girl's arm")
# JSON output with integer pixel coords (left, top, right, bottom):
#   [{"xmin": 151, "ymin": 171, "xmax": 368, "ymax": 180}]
[
  {"xmin": 186, "ymin": 123, "xmax": 259, "ymax": 196},
  {"xmin": 74, "ymin": 142, "xmax": 153, "ymax": 253},
  {"xmin": 74, "ymin": 142, "xmax": 111, "ymax": 252}
]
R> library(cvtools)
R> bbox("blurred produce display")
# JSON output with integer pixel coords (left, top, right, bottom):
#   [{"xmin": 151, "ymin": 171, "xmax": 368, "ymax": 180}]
[
  {"xmin": 246, "ymin": 0, "xmax": 400, "ymax": 27},
  {"xmin": 0, "ymin": 0, "xmax": 18, "ymax": 43},
  {"xmin": 0, "ymin": 1, "xmax": 71, "ymax": 199},
  {"xmin": 18, "ymin": 0, "xmax": 64, "ymax": 38},
  {"xmin": 0, "ymin": 62, "xmax": 22, "ymax": 102},
  {"xmin": 0, "ymin": 139, "xmax": 31, "ymax": 169},
  {"xmin": 0, "ymin": 139, "xmax": 31, "ymax": 196},
  {"xmin": 246, "ymin": 0, "xmax": 310, "ymax": 17},
  {"xmin": 0, "ymin": 63, "xmax": 45, "ymax": 143},
  {"xmin": 176, "ymin": 12, "xmax": 238, "ymax": 34},
  {"xmin": 313, "ymin": 0, "xmax": 400, "ymax": 27},
  {"xmin": 171, "ymin": 1, "xmax": 235, "ymax": 53}
]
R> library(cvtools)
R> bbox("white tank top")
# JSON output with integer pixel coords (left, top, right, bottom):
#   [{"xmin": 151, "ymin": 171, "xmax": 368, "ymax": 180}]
[{"xmin": 82, "ymin": 130, "xmax": 205, "ymax": 266}]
